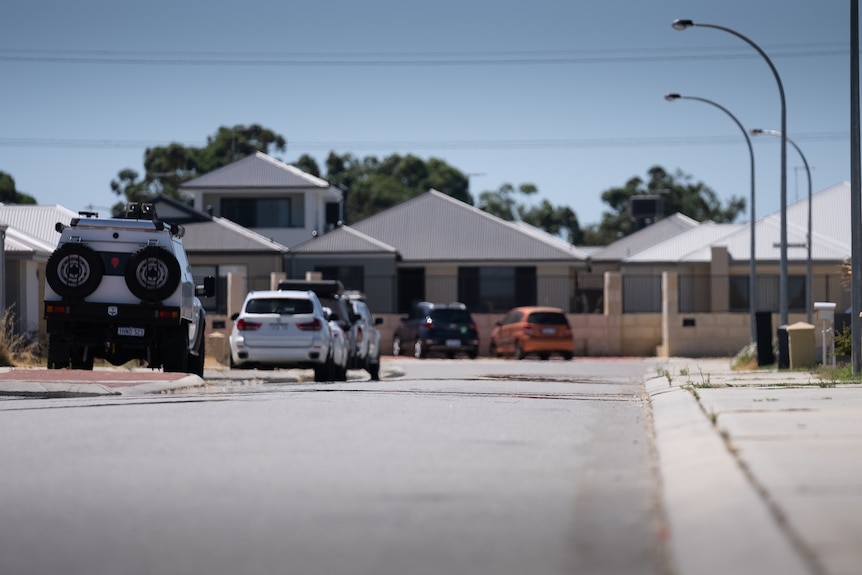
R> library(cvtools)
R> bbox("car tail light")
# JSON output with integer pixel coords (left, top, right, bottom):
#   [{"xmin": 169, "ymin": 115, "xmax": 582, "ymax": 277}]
[
  {"xmin": 423, "ymin": 319, "xmax": 434, "ymax": 330},
  {"xmin": 356, "ymin": 326, "xmax": 364, "ymax": 343},
  {"xmin": 236, "ymin": 318, "xmax": 262, "ymax": 331},
  {"xmin": 297, "ymin": 318, "xmax": 323, "ymax": 331},
  {"xmin": 524, "ymin": 325, "xmax": 534, "ymax": 336}
]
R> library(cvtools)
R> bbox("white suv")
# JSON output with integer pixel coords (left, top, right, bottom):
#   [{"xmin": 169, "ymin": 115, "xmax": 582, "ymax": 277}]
[
  {"xmin": 228, "ymin": 289, "xmax": 336, "ymax": 381},
  {"xmin": 43, "ymin": 203, "xmax": 214, "ymax": 375}
]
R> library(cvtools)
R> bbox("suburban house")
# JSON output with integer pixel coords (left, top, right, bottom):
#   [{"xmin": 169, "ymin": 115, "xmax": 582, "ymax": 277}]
[
  {"xmin": 0, "ymin": 204, "xmax": 77, "ymax": 338},
  {"xmin": 0, "ymin": 146, "xmax": 853, "ymax": 362},
  {"xmin": 286, "ymin": 190, "xmax": 592, "ymax": 315},
  {"xmin": 179, "ymin": 151, "xmax": 344, "ymax": 249},
  {"xmin": 148, "ymin": 195, "xmax": 290, "ymax": 319}
]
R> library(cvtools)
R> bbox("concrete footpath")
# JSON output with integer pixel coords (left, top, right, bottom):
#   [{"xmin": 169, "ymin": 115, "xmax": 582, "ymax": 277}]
[{"xmin": 649, "ymin": 358, "xmax": 862, "ymax": 575}]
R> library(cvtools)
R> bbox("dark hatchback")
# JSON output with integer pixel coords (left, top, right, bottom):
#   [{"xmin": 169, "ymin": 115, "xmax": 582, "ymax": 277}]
[{"xmin": 392, "ymin": 302, "xmax": 479, "ymax": 359}]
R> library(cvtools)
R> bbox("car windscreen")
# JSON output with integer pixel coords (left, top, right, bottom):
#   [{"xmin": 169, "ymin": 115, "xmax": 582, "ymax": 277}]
[
  {"xmin": 430, "ymin": 309, "xmax": 472, "ymax": 323},
  {"xmin": 527, "ymin": 312, "xmax": 568, "ymax": 325},
  {"xmin": 245, "ymin": 298, "xmax": 314, "ymax": 315}
]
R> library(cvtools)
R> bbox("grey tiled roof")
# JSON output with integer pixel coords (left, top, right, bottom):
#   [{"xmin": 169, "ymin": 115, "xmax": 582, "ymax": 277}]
[
  {"xmin": 350, "ymin": 190, "xmax": 587, "ymax": 263},
  {"xmin": 182, "ymin": 217, "xmax": 289, "ymax": 253},
  {"xmin": 290, "ymin": 225, "xmax": 397, "ymax": 254},
  {"xmin": 180, "ymin": 152, "xmax": 330, "ymax": 189}
]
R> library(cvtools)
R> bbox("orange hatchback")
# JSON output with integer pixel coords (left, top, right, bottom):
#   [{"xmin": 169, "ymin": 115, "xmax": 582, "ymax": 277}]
[{"xmin": 490, "ymin": 306, "xmax": 573, "ymax": 360}]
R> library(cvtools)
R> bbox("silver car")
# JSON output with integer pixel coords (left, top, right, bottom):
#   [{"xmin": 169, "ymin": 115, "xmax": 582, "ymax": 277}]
[
  {"xmin": 349, "ymin": 298, "xmax": 383, "ymax": 380},
  {"xmin": 229, "ymin": 289, "xmax": 336, "ymax": 381}
]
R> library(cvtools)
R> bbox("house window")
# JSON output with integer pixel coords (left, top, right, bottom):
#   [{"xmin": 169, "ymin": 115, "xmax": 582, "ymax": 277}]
[
  {"xmin": 398, "ymin": 268, "xmax": 425, "ymax": 313},
  {"xmin": 221, "ymin": 198, "xmax": 295, "ymax": 228},
  {"xmin": 317, "ymin": 266, "xmax": 364, "ymax": 292},
  {"xmin": 729, "ymin": 275, "xmax": 807, "ymax": 312},
  {"xmin": 458, "ymin": 267, "xmax": 536, "ymax": 312}
]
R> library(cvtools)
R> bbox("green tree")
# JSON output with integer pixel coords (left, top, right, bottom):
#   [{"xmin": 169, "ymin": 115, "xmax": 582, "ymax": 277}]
[
  {"xmin": 0, "ymin": 171, "xmax": 37, "ymax": 204},
  {"xmin": 110, "ymin": 124, "xmax": 287, "ymax": 212},
  {"xmin": 478, "ymin": 183, "xmax": 582, "ymax": 244},
  {"xmin": 294, "ymin": 154, "xmax": 321, "ymax": 177},
  {"xmin": 323, "ymin": 152, "xmax": 471, "ymax": 223},
  {"xmin": 582, "ymin": 166, "xmax": 745, "ymax": 245}
]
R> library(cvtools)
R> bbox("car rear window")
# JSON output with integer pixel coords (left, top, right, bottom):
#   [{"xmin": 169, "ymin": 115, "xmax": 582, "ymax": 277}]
[
  {"xmin": 527, "ymin": 312, "xmax": 568, "ymax": 325},
  {"xmin": 430, "ymin": 309, "xmax": 472, "ymax": 323},
  {"xmin": 245, "ymin": 298, "xmax": 314, "ymax": 315}
]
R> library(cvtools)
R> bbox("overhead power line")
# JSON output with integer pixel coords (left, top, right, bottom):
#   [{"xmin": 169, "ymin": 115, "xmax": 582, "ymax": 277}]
[
  {"xmin": 0, "ymin": 132, "xmax": 849, "ymax": 151},
  {"xmin": 0, "ymin": 43, "xmax": 847, "ymax": 66}
]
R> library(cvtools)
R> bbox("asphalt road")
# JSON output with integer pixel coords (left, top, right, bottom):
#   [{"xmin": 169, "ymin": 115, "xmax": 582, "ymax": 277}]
[{"xmin": 0, "ymin": 358, "xmax": 669, "ymax": 575}]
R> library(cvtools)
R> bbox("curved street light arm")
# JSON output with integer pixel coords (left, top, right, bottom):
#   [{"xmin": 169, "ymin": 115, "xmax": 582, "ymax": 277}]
[
  {"xmin": 666, "ymin": 93, "xmax": 757, "ymax": 341},
  {"xmin": 673, "ymin": 18, "xmax": 790, "ymax": 338}
]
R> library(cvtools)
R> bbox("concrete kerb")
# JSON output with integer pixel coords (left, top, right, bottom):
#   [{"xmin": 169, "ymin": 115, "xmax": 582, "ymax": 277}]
[
  {"xmin": 647, "ymin": 360, "xmax": 812, "ymax": 575},
  {"xmin": 0, "ymin": 373, "xmax": 206, "ymax": 398}
]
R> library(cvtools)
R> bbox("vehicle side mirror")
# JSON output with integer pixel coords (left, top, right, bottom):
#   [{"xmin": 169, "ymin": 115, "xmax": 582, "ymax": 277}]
[
  {"xmin": 196, "ymin": 276, "xmax": 216, "ymax": 298},
  {"xmin": 495, "ymin": 321, "xmax": 502, "ymax": 326},
  {"xmin": 230, "ymin": 313, "xmax": 239, "ymax": 321}
]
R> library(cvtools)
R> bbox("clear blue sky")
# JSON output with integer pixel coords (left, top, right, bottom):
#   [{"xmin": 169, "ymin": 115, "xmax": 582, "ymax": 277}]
[{"xmin": 0, "ymin": 0, "xmax": 852, "ymax": 232}]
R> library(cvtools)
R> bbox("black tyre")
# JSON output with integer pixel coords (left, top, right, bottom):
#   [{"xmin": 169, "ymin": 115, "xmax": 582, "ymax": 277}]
[
  {"xmin": 314, "ymin": 356, "xmax": 333, "ymax": 382},
  {"xmin": 515, "ymin": 341, "xmax": 526, "ymax": 360},
  {"xmin": 368, "ymin": 360, "xmax": 380, "ymax": 381},
  {"xmin": 125, "ymin": 246, "xmax": 181, "ymax": 302},
  {"xmin": 489, "ymin": 341, "xmax": 498, "ymax": 358},
  {"xmin": 46, "ymin": 243, "xmax": 104, "ymax": 299},
  {"xmin": 162, "ymin": 327, "xmax": 189, "ymax": 373},
  {"xmin": 188, "ymin": 331, "xmax": 205, "ymax": 378},
  {"xmin": 70, "ymin": 346, "xmax": 94, "ymax": 370},
  {"xmin": 46, "ymin": 335, "xmax": 70, "ymax": 369}
]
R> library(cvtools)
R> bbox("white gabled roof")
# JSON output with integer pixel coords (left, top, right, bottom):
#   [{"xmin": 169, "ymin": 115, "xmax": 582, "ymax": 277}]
[
  {"xmin": 624, "ymin": 222, "xmax": 745, "ymax": 263},
  {"xmin": 590, "ymin": 213, "xmax": 700, "ymax": 261},
  {"xmin": 180, "ymin": 152, "xmax": 332, "ymax": 189},
  {"xmin": 623, "ymin": 181, "xmax": 853, "ymax": 264},
  {"xmin": 0, "ymin": 204, "xmax": 77, "ymax": 247}
]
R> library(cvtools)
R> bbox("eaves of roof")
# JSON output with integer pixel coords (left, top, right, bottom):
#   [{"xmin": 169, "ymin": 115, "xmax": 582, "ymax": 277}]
[
  {"xmin": 3, "ymin": 226, "xmax": 56, "ymax": 257},
  {"xmin": 290, "ymin": 225, "xmax": 397, "ymax": 255}
]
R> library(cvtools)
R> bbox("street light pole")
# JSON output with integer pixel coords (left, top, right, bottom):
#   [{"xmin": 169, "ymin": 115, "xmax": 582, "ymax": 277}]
[
  {"xmin": 750, "ymin": 129, "xmax": 813, "ymax": 324},
  {"xmin": 665, "ymin": 93, "xmax": 757, "ymax": 343},
  {"xmin": 672, "ymin": 19, "xmax": 789, "ymax": 363}
]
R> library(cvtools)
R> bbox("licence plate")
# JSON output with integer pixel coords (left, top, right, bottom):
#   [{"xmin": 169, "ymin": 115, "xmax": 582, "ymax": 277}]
[
  {"xmin": 118, "ymin": 326, "xmax": 145, "ymax": 337},
  {"xmin": 542, "ymin": 328, "xmax": 557, "ymax": 334},
  {"xmin": 445, "ymin": 339, "xmax": 461, "ymax": 347}
]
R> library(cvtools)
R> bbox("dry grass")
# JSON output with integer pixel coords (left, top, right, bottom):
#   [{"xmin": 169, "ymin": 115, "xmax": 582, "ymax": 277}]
[{"xmin": 0, "ymin": 307, "xmax": 40, "ymax": 367}]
